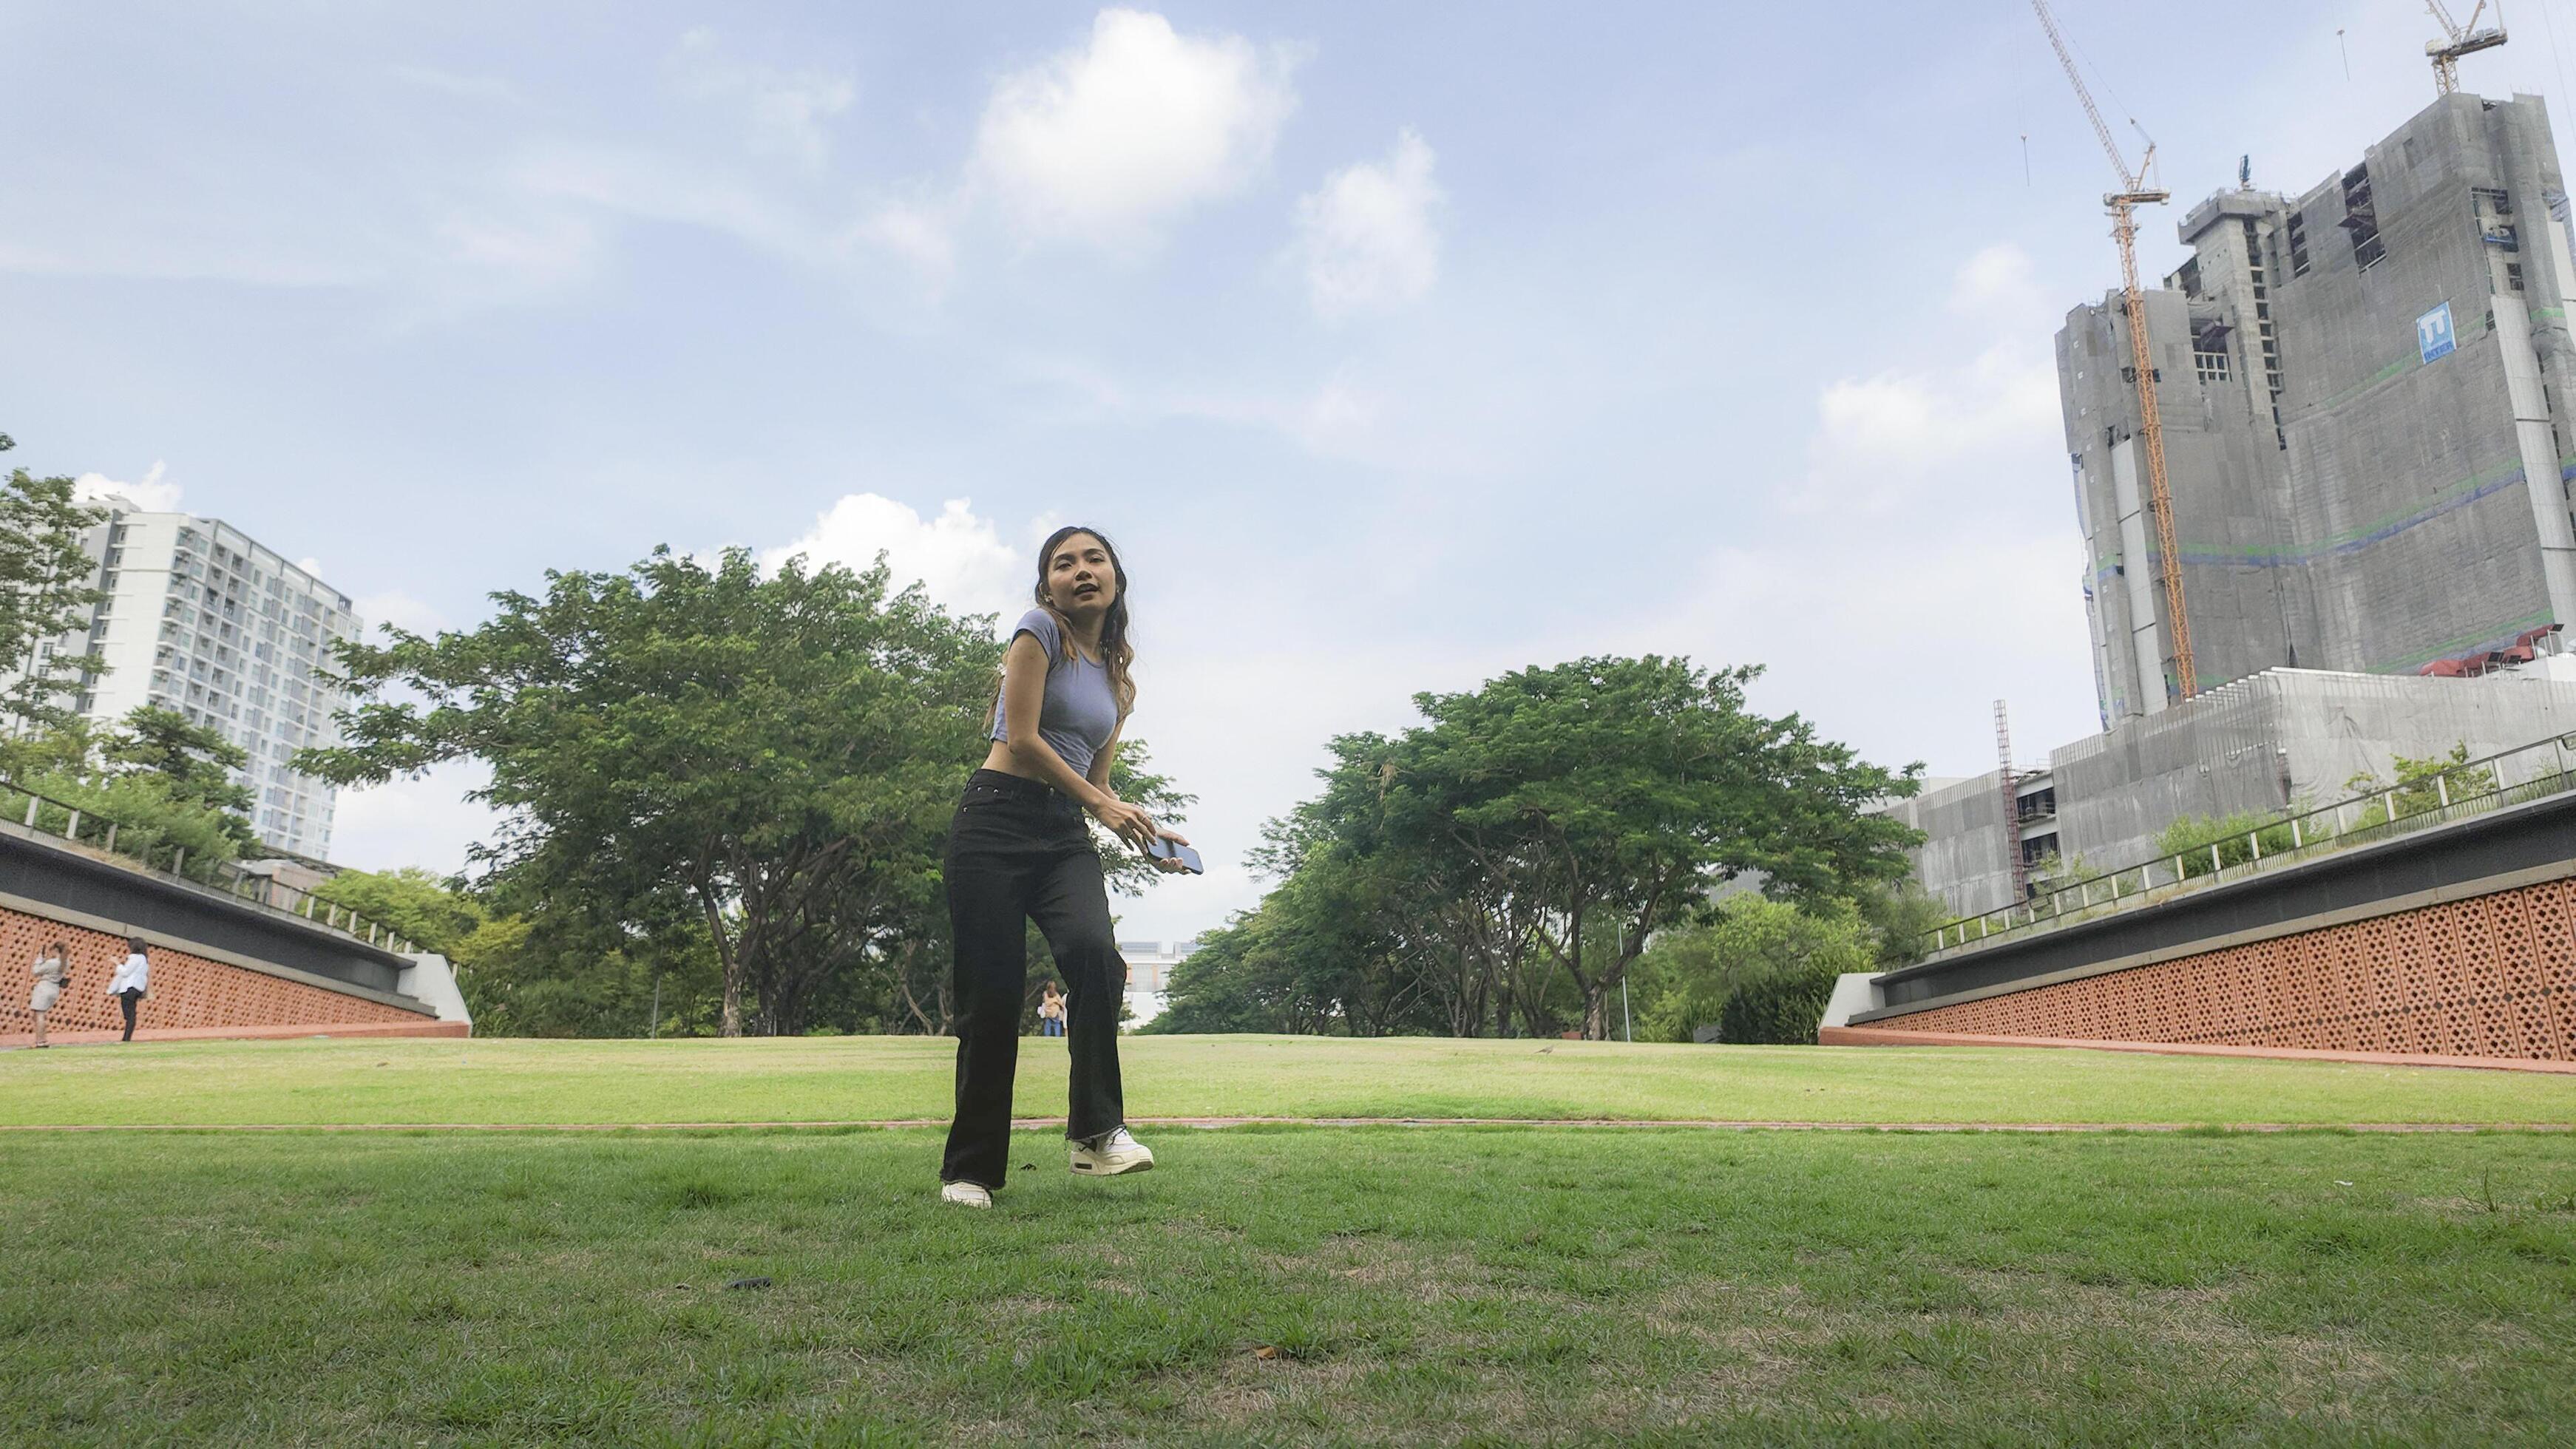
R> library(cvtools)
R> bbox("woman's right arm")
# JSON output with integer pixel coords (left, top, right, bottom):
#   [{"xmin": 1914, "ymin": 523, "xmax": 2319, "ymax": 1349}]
[{"xmin": 998, "ymin": 634, "xmax": 1159, "ymax": 848}]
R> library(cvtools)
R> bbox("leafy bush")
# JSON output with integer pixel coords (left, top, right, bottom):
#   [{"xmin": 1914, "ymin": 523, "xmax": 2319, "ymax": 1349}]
[
  {"xmin": 4, "ymin": 769, "xmax": 246, "ymax": 878},
  {"xmin": 1631, "ymin": 896, "xmax": 1876, "ymax": 1045},
  {"xmin": 2344, "ymin": 743, "xmax": 2498, "ymax": 830},
  {"xmin": 310, "ymin": 867, "xmax": 487, "ymax": 956},
  {"xmin": 1717, "ymin": 963, "xmax": 1844, "ymax": 1046},
  {"xmin": 2154, "ymin": 809, "xmax": 2298, "ymax": 879}
]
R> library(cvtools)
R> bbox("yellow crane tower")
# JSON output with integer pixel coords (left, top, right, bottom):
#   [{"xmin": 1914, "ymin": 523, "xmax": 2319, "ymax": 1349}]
[
  {"xmin": 2426, "ymin": 2, "xmax": 2507, "ymax": 95},
  {"xmin": 2030, "ymin": 0, "xmax": 2194, "ymax": 702}
]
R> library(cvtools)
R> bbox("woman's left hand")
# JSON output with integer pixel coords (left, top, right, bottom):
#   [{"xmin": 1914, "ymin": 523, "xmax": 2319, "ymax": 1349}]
[{"xmin": 1151, "ymin": 826, "xmax": 1194, "ymax": 872}]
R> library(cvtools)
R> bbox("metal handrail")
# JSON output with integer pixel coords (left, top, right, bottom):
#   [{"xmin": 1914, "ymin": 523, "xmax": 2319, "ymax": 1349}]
[
  {"xmin": 0, "ymin": 774, "xmax": 416, "ymax": 955},
  {"xmin": 1917, "ymin": 729, "xmax": 2576, "ymax": 957}
]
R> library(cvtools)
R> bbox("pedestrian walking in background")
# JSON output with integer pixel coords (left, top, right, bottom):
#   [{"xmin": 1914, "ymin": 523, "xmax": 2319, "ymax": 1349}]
[
  {"xmin": 105, "ymin": 937, "xmax": 149, "ymax": 1043},
  {"xmin": 1038, "ymin": 980, "xmax": 1067, "ymax": 1038},
  {"xmin": 938, "ymin": 526, "xmax": 1193, "ymax": 1209},
  {"xmin": 27, "ymin": 940, "xmax": 69, "ymax": 1048}
]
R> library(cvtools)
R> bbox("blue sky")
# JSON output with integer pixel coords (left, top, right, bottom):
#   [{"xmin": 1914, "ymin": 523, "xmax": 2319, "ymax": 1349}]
[{"xmin": 6, "ymin": 1, "xmax": 2568, "ymax": 940}]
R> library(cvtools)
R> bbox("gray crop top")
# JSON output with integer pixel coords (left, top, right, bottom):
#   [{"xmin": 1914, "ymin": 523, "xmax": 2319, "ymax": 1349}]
[{"xmin": 988, "ymin": 608, "xmax": 1121, "ymax": 778}]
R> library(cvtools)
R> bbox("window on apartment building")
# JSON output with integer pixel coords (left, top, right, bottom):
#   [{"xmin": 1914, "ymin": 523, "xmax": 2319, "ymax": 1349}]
[
  {"xmin": 2508, "ymin": 262, "xmax": 2526, "ymax": 291},
  {"xmin": 2288, "ymin": 210, "xmax": 2311, "ymax": 276},
  {"xmin": 2194, "ymin": 350, "xmax": 2231, "ymax": 382},
  {"xmin": 2342, "ymin": 163, "xmax": 2384, "ymax": 269}
]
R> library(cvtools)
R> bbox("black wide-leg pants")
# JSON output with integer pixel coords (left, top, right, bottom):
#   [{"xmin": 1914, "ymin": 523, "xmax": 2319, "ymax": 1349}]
[{"xmin": 940, "ymin": 770, "xmax": 1128, "ymax": 1190}]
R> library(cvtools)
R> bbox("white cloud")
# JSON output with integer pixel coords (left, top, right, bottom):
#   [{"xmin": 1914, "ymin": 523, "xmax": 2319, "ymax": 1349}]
[
  {"xmin": 1948, "ymin": 241, "xmax": 2049, "ymax": 316},
  {"xmin": 851, "ymin": 194, "xmax": 963, "ymax": 288},
  {"xmin": 72, "ymin": 461, "xmax": 183, "ymax": 512},
  {"xmin": 352, "ymin": 590, "xmax": 448, "ymax": 637},
  {"xmin": 329, "ymin": 760, "xmax": 502, "ymax": 879},
  {"xmin": 761, "ymin": 494, "xmax": 1029, "ymax": 620},
  {"xmin": 432, "ymin": 210, "xmax": 600, "ymax": 288},
  {"xmin": 1615, "ymin": 534, "xmax": 2099, "ymax": 778},
  {"xmin": 387, "ymin": 65, "xmax": 518, "ymax": 103},
  {"xmin": 1789, "ymin": 244, "xmax": 2060, "ymax": 515},
  {"xmin": 971, "ymin": 8, "xmax": 1298, "ymax": 251},
  {"xmin": 1294, "ymin": 128, "xmax": 1443, "ymax": 319},
  {"xmin": 507, "ymin": 143, "xmax": 827, "ymax": 265},
  {"xmin": 670, "ymin": 29, "xmax": 856, "ymax": 172}
]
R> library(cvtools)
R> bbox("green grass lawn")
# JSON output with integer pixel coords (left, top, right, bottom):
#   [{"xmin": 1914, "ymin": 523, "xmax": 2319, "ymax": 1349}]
[
  {"xmin": 3, "ymin": 1127, "xmax": 2572, "ymax": 1445},
  {"xmin": 4, "ymin": 1034, "xmax": 2573, "ymax": 1127},
  {"xmin": 5, "ymin": 1038, "xmax": 2575, "ymax": 1444}
]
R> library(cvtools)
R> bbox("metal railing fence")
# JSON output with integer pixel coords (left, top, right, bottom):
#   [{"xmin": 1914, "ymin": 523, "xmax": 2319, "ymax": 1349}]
[
  {"xmin": 0, "ymin": 774, "xmax": 416, "ymax": 955},
  {"xmin": 1918, "ymin": 730, "xmax": 2576, "ymax": 957}
]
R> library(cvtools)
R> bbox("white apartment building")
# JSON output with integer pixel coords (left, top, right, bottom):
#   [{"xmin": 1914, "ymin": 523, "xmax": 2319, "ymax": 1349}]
[
  {"xmin": 1116, "ymin": 937, "xmax": 1201, "ymax": 1026},
  {"xmin": 21, "ymin": 498, "xmax": 363, "ymax": 859}
]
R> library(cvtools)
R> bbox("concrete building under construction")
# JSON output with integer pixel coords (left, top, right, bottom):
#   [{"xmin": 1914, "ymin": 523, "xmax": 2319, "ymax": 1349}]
[
  {"xmin": 2061, "ymin": 90, "xmax": 2576, "ymax": 720},
  {"xmin": 1896, "ymin": 89, "xmax": 2576, "ymax": 920}
]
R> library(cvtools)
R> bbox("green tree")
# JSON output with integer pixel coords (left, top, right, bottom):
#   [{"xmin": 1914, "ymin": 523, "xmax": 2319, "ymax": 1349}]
[
  {"xmin": 1629, "ymin": 895, "xmax": 1877, "ymax": 1045},
  {"xmin": 1146, "ymin": 911, "xmax": 1317, "ymax": 1035},
  {"xmin": 1392, "ymin": 656, "xmax": 1919, "ymax": 1039},
  {"xmin": 2, "ymin": 765, "xmax": 251, "ymax": 879},
  {"xmin": 450, "ymin": 901, "xmax": 723, "ymax": 1039},
  {"xmin": 297, "ymin": 546, "xmax": 1185, "ymax": 1037},
  {"xmin": 1169, "ymin": 656, "xmax": 1921, "ymax": 1040},
  {"xmin": 0, "ymin": 432, "xmax": 109, "ymax": 743},
  {"xmin": 1854, "ymin": 879, "xmax": 1950, "ymax": 968},
  {"xmin": 310, "ymin": 867, "xmax": 487, "ymax": 956},
  {"xmin": 101, "ymin": 705, "xmax": 259, "ymax": 847}
]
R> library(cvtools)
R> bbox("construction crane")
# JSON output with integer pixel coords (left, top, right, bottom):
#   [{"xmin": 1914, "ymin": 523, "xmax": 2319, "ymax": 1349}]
[
  {"xmin": 2427, "ymin": 2, "xmax": 2507, "ymax": 95},
  {"xmin": 2030, "ymin": 0, "xmax": 2196, "ymax": 702}
]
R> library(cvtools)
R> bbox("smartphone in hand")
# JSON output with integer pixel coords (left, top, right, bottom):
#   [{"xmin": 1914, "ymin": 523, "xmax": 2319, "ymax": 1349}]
[{"xmin": 1147, "ymin": 837, "xmax": 1205, "ymax": 874}]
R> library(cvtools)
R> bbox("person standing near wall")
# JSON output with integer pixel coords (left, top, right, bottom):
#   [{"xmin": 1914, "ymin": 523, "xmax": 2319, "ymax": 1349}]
[
  {"xmin": 26, "ymin": 940, "xmax": 69, "ymax": 1048},
  {"xmin": 104, "ymin": 937, "xmax": 149, "ymax": 1044}
]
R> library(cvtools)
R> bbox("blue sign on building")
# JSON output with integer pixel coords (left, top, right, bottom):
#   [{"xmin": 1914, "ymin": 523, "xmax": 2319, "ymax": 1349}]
[{"xmin": 2418, "ymin": 301, "xmax": 2457, "ymax": 364}]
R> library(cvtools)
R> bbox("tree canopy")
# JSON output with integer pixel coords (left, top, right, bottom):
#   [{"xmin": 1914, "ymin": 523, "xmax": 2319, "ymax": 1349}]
[
  {"xmin": 1156, "ymin": 655, "xmax": 1922, "ymax": 1039},
  {"xmin": 0, "ymin": 430, "xmax": 108, "ymax": 744},
  {"xmin": 102, "ymin": 705, "xmax": 260, "ymax": 848},
  {"xmin": 298, "ymin": 545, "xmax": 1187, "ymax": 1037}
]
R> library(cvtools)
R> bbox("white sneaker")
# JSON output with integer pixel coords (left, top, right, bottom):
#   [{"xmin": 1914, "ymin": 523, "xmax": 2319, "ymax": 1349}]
[
  {"xmin": 939, "ymin": 1181, "xmax": 992, "ymax": 1208},
  {"xmin": 1070, "ymin": 1126, "xmax": 1154, "ymax": 1176}
]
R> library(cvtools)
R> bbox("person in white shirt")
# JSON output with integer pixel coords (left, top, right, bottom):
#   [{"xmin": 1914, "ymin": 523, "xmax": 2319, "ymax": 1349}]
[
  {"xmin": 27, "ymin": 940, "xmax": 69, "ymax": 1048},
  {"xmin": 104, "ymin": 937, "xmax": 149, "ymax": 1043}
]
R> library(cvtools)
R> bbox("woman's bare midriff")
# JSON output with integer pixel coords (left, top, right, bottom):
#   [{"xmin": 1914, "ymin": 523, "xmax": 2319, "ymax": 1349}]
[{"xmin": 978, "ymin": 740, "xmax": 1043, "ymax": 780}]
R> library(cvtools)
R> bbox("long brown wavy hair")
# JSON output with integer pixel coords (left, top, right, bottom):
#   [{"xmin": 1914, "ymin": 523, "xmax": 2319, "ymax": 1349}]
[{"xmin": 1031, "ymin": 525, "xmax": 1137, "ymax": 718}]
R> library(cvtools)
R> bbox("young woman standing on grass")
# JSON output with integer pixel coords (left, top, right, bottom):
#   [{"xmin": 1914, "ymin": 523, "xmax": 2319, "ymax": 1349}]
[
  {"xmin": 26, "ymin": 940, "xmax": 68, "ymax": 1048},
  {"xmin": 939, "ymin": 526, "xmax": 1190, "ymax": 1209}
]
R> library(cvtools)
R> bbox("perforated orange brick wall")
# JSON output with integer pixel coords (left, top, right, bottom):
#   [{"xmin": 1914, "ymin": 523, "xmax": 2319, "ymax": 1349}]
[
  {"xmin": 1883, "ymin": 878, "xmax": 2576, "ymax": 1062},
  {"xmin": 1, "ymin": 903, "xmax": 432, "ymax": 1037}
]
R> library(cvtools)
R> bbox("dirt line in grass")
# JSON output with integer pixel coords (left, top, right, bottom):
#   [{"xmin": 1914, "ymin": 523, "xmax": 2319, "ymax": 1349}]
[{"xmin": 1, "ymin": 1116, "xmax": 2570, "ymax": 1133}]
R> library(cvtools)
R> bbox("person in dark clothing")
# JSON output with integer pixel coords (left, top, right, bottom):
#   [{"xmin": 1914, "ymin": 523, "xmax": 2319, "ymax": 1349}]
[
  {"xmin": 105, "ymin": 937, "xmax": 149, "ymax": 1042},
  {"xmin": 938, "ymin": 526, "xmax": 1191, "ymax": 1208}
]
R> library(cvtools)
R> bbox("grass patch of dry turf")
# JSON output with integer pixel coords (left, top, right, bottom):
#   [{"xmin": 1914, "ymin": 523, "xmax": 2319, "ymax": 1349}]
[{"xmin": 4, "ymin": 1127, "xmax": 2575, "ymax": 1445}]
